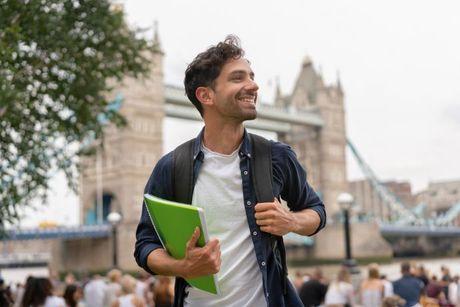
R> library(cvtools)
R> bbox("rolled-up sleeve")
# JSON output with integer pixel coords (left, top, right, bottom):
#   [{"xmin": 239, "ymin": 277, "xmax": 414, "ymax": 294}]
[
  {"xmin": 134, "ymin": 153, "xmax": 173, "ymax": 274},
  {"xmin": 274, "ymin": 142, "xmax": 326, "ymax": 235}
]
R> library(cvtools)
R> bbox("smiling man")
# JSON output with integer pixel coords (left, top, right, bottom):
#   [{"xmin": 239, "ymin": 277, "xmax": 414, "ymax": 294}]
[{"xmin": 134, "ymin": 35, "xmax": 326, "ymax": 307}]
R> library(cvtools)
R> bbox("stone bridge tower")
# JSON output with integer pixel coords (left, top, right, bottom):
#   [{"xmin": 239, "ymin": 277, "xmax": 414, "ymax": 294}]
[
  {"xmin": 277, "ymin": 56, "xmax": 347, "ymax": 217},
  {"xmin": 79, "ymin": 31, "xmax": 164, "ymax": 270}
]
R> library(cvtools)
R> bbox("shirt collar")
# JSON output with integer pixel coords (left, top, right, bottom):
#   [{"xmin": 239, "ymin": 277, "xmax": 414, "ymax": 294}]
[{"xmin": 192, "ymin": 127, "xmax": 252, "ymax": 161}]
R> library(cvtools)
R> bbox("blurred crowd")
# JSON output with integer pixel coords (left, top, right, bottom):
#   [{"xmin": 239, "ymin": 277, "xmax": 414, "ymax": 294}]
[
  {"xmin": 293, "ymin": 262, "xmax": 460, "ymax": 307},
  {"xmin": 2, "ymin": 262, "xmax": 460, "ymax": 307},
  {"xmin": 0, "ymin": 269, "xmax": 173, "ymax": 307}
]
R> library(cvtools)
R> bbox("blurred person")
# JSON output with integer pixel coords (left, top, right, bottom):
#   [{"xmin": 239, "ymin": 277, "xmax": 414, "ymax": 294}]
[
  {"xmin": 0, "ymin": 277, "xmax": 14, "ymax": 306},
  {"xmin": 419, "ymin": 294, "xmax": 440, "ymax": 307},
  {"xmin": 153, "ymin": 276, "xmax": 173, "ymax": 307},
  {"xmin": 293, "ymin": 270, "xmax": 306, "ymax": 291},
  {"xmin": 21, "ymin": 277, "xmax": 65, "ymax": 307},
  {"xmin": 298, "ymin": 267, "xmax": 328, "ymax": 307},
  {"xmin": 324, "ymin": 267, "xmax": 355, "ymax": 307},
  {"xmin": 447, "ymin": 276, "xmax": 458, "ymax": 306},
  {"xmin": 441, "ymin": 266, "xmax": 452, "ymax": 300},
  {"xmin": 359, "ymin": 263, "xmax": 384, "ymax": 307},
  {"xmin": 291, "ymin": 270, "xmax": 310, "ymax": 292},
  {"xmin": 382, "ymin": 295, "xmax": 407, "ymax": 307},
  {"xmin": 381, "ymin": 274, "xmax": 395, "ymax": 298},
  {"xmin": 112, "ymin": 274, "xmax": 145, "ymax": 307},
  {"xmin": 48, "ymin": 268, "xmax": 64, "ymax": 296},
  {"xmin": 64, "ymin": 273, "xmax": 77, "ymax": 286},
  {"xmin": 104, "ymin": 269, "xmax": 122, "ymax": 307},
  {"xmin": 145, "ymin": 279, "xmax": 156, "ymax": 307},
  {"xmin": 83, "ymin": 274, "xmax": 107, "ymax": 307},
  {"xmin": 134, "ymin": 272, "xmax": 149, "ymax": 304},
  {"xmin": 13, "ymin": 276, "xmax": 34, "ymax": 307},
  {"xmin": 426, "ymin": 276, "xmax": 443, "ymax": 300},
  {"xmin": 416, "ymin": 266, "xmax": 430, "ymax": 289},
  {"xmin": 393, "ymin": 262, "xmax": 424, "ymax": 307},
  {"xmin": 63, "ymin": 284, "xmax": 84, "ymax": 307}
]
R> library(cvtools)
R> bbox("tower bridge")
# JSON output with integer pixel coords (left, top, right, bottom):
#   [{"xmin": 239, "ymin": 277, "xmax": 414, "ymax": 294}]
[{"xmin": 3, "ymin": 35, "xmax": 460, "ymax": 272}]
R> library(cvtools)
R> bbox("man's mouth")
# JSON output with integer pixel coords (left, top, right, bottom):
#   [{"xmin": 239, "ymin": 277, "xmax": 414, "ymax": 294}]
[{"xmin": 237, "ymin": 94, "xmax": 257, "ymax": 106}]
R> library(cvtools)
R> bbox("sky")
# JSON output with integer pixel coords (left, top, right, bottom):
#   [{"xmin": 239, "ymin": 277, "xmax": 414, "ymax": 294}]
[{"xmin": 19, "ymin": 0, "xmax": 460, "ymax": 227}]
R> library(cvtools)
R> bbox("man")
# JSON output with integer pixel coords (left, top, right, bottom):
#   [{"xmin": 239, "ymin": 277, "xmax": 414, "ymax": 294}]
[
  {"xmin": 134, "ymin": 35, "xmax": 326, "ymax": 307},
  {"xmin": 298, "ymin": 268, "xmax": 328, "ymax": 307},
  {"xmin": 393, "ymin": 262, "xmax": 424, "ymax": 307}
]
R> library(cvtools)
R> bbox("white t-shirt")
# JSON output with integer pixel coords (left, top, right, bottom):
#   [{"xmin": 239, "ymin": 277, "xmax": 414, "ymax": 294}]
[
  {"xmin": 184, "ymin": 144, "xmax": 266, "ymax": 307},
  {"xmin": 43, "ymin": 296, "xmax": 66, "ymax": 307}
]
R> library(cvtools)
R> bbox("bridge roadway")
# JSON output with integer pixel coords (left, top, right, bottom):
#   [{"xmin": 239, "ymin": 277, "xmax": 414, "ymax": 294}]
[
  {"xmin": 164, "ymin": 85, "xmax": 324, "ymax": 132},
  {"xmin": 379, "ymin": 224, "xmax": 460, "ymax": 237}
]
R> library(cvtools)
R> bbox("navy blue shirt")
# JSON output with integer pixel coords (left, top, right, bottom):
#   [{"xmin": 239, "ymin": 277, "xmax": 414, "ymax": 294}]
[
  {"xmin": 393, "ymin": 275, "xmax": 424, "ymax": 307},
  {"xmin": 134, "ymin": 129, "xmax": 326, "ymax": 307}
]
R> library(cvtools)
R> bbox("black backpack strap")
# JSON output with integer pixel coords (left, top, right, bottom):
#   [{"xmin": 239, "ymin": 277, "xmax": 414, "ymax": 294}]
[
  {"xmin": 172, "ymin": 139, "xmax": 195, "ymax": 205},
  {"xmin": 249, "ymin": 133, "xmax": 274, "ymax": 203},
  {"xmin": 249, "ymin": 133, "xmax": 288, "ymax": 295}
]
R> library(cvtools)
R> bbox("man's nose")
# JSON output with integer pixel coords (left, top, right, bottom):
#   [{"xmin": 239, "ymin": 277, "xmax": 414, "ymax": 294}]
[{"xmin": 246, "ymin": 79, "xmax": 259, "ymax": 92}]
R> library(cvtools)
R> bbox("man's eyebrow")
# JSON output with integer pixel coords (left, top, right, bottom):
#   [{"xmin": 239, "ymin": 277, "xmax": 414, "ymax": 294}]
[{"xmin": 229, "ymin": 70, "xmax": 255, "ymax": 78}]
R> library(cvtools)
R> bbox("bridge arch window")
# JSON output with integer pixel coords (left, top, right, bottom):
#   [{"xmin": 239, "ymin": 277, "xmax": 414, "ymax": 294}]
[{"xmin": 85, "ymin": 193, "xmax": 115, "ymax": 225}]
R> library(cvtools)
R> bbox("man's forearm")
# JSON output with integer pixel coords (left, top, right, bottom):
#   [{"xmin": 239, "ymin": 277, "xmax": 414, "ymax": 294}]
[
  {"xmin": 291, "ymin": 208, "xmax": 321, "ymax": 236},
  {"xmin": 147, "ymin": 248, "xmax": 186, "ymax": 277}
]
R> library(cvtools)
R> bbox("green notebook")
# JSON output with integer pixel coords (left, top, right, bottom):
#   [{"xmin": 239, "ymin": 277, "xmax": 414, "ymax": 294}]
[{"xmin": 143, "ymin": 194, "xmax": 220, "ymax": 295}]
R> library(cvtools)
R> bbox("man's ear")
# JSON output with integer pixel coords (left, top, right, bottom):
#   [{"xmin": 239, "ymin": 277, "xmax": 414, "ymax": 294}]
[{"xmin": 195, "ymin": 87, "xmax": 214, "ymax": 107}]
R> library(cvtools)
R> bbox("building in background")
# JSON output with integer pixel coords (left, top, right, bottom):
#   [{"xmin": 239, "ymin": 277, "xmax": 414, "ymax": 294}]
[{"xmin": 416, "ymin": 179, "xmax": 460, "ymax": 220}]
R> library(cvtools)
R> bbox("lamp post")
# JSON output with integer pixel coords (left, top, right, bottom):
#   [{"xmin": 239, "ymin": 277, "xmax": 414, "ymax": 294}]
[
  {"xmin": 107, "ymin": 211, "xmax": 122, "ymax": 268},
  {"xmin": 337, "ymin": 193, "xmax": 359, "ymax": 273}
]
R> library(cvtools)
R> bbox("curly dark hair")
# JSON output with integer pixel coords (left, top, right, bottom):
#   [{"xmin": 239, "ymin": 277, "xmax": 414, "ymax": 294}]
[{"xmin": 184, "ymin": 35, "xmax": 245, "ymax": 116}]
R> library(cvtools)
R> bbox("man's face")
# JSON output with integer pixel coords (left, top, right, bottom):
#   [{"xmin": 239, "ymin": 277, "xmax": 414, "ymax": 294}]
[{"xmin": 210, "ymin": 58, "xmax": 259, "ymax": 122}]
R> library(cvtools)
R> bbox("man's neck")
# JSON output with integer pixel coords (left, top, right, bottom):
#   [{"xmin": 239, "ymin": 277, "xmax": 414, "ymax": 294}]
[{"xmin": 202, "ymin": 122, "xmax": 244, "ymax": 155}]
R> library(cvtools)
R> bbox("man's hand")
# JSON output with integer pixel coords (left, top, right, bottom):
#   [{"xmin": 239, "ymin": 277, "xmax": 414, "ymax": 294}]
[
  {"xmin": 254, "ymin": 198, "xmax": 296, "ymax": 236},
  {"xmin": 255, "ymin": 199, "xmax": 321, "ymax": 236},
  {"xmin": 179, "ymin": 227, "xmax": 221, "ymax": 279}
]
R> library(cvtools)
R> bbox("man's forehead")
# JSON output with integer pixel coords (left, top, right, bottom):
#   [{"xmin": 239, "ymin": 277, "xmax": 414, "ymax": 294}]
[{"xmin": 223, "ymin": 58, "xmax": 254, "ymax": 73}]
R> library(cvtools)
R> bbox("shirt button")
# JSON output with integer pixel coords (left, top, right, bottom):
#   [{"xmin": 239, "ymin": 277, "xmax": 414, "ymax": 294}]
[
  {"xmin": 261, "ymin": 261, "xmax": 266, "ymax": 266},
  {"xmin": 243, "ymin": 170, "xmax": 248, "ymax": 175},
  {"xmin": 246, "ymin": 201, "xmax": 251, "ymax": 206},
  {"xmin": 253, "ymin": 231, "xmax": 257, "ymax": 236}
]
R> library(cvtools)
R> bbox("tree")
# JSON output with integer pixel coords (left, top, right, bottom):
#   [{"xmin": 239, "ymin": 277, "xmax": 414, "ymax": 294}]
[{"xmin": 0, "ymin": 0, "xmax": 152, "ymax": 229}]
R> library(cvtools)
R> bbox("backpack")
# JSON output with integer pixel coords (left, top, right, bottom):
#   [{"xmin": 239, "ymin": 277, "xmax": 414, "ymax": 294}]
[{"xmin": 172, "ymin": 133, "xmax": 288, "ymax": 295}]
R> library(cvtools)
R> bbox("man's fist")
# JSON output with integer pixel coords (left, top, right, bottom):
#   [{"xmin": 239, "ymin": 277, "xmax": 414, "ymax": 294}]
[
  {"xmin": 254, "ymin": 198, "xmax": 297, "ymax": 236},
  {"xmin": 180, "ymin": 227, "xmax": 222, "ymax": 279}
]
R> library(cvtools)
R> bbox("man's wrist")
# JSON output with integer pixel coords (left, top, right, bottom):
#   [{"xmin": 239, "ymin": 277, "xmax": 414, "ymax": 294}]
[
  {"xmin": 176, "ymin": 258, "xmax": 189, "ymax": 279},
  {"xmin": 289, "ymin": 211, "xmax": 301, "ymax": 234}
]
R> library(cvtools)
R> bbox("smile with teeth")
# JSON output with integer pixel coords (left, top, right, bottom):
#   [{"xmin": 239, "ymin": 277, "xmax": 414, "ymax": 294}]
[{"xmin": 238, "ymin": 96, "xmax": 256, "ymax": 104}]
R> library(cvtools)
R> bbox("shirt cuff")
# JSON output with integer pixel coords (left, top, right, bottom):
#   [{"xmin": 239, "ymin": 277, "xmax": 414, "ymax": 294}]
[
  {"xmin": 307, "ymin": 205, "xmax": 326, "ymax": 236},
  {"xmin": 139, "ymin": 243, "xmax": 163, "ymax": 275}
]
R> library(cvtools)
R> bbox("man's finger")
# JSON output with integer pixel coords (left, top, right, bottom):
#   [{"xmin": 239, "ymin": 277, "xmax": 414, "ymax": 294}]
[
  {"xmin": 254, "ymin": 211, "xmax": 274, "ymax": 220},
  {"xmin": 254, "ymin": 202, "xmax": 275, "ymax": 212},
  {"xmin": 260, "ymin": 226, "xmax": 273, "ymax": 234},
  {"xmin": 206, "ymin": 238, "xmax": 219, "ymax": 252},
  {"xmin": 186, "ymin": 227, "xmax": 200, "ymax": 250},
  {"xmin": 256, "ymin": 219, "xmax": 273, "ymax": 226}
]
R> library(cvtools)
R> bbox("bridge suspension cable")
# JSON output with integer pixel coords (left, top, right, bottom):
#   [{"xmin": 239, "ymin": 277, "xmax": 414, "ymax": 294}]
[{"xmin": 346, "ymin": 139, "xmax": 420, "ymax": 225}]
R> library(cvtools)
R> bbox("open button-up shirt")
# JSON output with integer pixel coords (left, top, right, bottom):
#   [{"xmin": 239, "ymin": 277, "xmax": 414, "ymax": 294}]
[{"xmin": 134, "ymin": 129, "xmax": 326, "ymax": 307}]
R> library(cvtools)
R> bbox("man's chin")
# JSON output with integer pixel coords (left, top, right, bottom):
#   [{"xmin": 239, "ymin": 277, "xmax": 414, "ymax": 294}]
[{"xmin": 243, "ymin": 111, "xmax": 257, "ymax": 121}]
